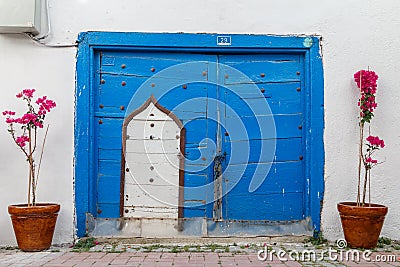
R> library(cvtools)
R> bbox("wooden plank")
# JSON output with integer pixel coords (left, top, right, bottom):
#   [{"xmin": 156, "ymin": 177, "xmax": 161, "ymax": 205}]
[
  {"xmin": 219, "ymin": 54, "xmax": 302, "ymax": 84},
  {"xmin": 225, "ymin": 138, "xmax": 302, "ymax": 164},
  {"xmin": 123, "ymin": 206, "xmax": 178, "ymax": 218},
  {"xmin": 96, "ymin": 203, "xmax": 121, "ymax": 218},
  {"xmin": 223, "ymin": 161, "xmax": 304, "ymax": 195},
  {"xmin": 100, "ymin": 51, "xmax": 211, "ymax": 79},
  {"xmin": 224, "ymin": 114, "xmax": 302, "ymax": 140},
  {"xmin": 126, "ymin": 121, "xmax": 180, "ymax": 140},
  {"xmin": 97, "ymin": 174, "xmax": 120, "ymax": 203},
  {"xmin": 222, "ymin": 92, "xmax": 301, "ymax": 116},
  {"xmin": 225, "ymin": 193, "xmax": 304, "ymax": 220},
  {"xmin": 124, "ymin": 184, "xmax": 179, "ymax": 208},
  {"xmin": 125, "ymin": 162, "xmax": 181, "ymax": 181},
  {"xmin": 98, "ymin": 149, "xmax": 122, "ymax": 160}
]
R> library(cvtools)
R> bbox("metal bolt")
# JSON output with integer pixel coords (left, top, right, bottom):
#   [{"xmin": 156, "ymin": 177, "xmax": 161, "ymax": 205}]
[
  {"xmin": 151, "ymin": 83, "xmax": 155, "ymax": 87},
  {"xmin": 202, "ymin": 71, "xmax": 207, "ymax": 76},
  {"xmin": 225, "ymin": 132, "xmax": 229, "ymax": 136},
  {"xmin": 298, "ymin": 125, "xmax": 302, "ymax": 130},
  {"xmin": 98, "ymin": 119, "xmax": 103, "ymax": 124},
  {"xmin": 182, "ymin": 84, "xmax": 187, "ymax": 89},
  {"xmin": 296, "ymin": 71, "xmax": 301, "ymax": 75},
  {"xmin": 120, "ymin": 106, "xmax": 124, "ymax": 110},
  {"xmin": 260, "ymin": 73, "xmax": 265, "ymax": 78},
  {"xmin": 150, "ymin": 67, "xmax": 155, "ymax": 72},
  {"xmin": 124, "ymin": 209, "xmax": 129, "ymax": 213},
  {"xmin": 150, "ymin": 166, "xmax": 154, "ymax": 170},
  {"xmin": 121, "ymin": 64, "xmax": 126, "ymax": 69},
  {"xmin": 299, "ymin": 155, "xmax": 304, "ymax": 160},
  {"xmin": 99, "ymin": 104, "xmax": 104, "ymax": 109},
  {"xmin": 202, "ymin": 157, "xmax": 207, "ymax": 161},
  {"xmin": 149, "ymin": 178, "xmax": 154, "ymax": 183},
  {"xmin": 126, "ymin": 168, "xmax": 130, "ymax": 172},
  {"xmin": 176, "ymin": 135, "xmax": 180, "ymax": 139},
  {"xmin": 121, "ymin": 81, "xmax": 126, "ymax": 86},
  {"xmin": 297, "ymin": 87, "xmax": 301, "ymax": 92},
  {"xmin": 101, "ymin": 79, "xmax": 105, "ymax": 84},
  {"xmin": 260, "ymin": 88, "xmax": 265, "ymax": 93},
  {"xmin": 97, "ymin": 209, "xmax": 102, "ymax": 214},
  {"xmin": 150, "ymin": 123, "xmax": 155, "ymax": 127},
  {"xmin": 225, "ymin": 74, "xmax": 229, "ymax": 79}
]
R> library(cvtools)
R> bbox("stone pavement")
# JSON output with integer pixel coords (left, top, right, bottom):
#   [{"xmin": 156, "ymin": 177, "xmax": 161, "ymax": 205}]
[{"xmin": 0, "ymin": 238, "xmax": 399, "ymax": 266}]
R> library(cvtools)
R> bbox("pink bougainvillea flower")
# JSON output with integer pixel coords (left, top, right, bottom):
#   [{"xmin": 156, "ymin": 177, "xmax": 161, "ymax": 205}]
[
  {"xmin": 366, "ymin": 157, "xmax": 378, "ymax": 164},
  {"xmin": 16, "ymin": 92, "xmax": 23, "ymax": 98},
  {"xmin": 22, "ymin": 89, "xmax": 36, "ymax": 99},
  {"xmin": 36, "ymin": 96, "xmax": 56, "ymax": 115},
  {"xmin": 2, "ymin": 110, "xmax": 16, "ymax": 116},
  {"xmin": 366, "ymin": 135, "xmax": 385, "ymax": 148},
  {"xmin": 15, "ymin": 135, "xmax": 30, "ymax": 147}
]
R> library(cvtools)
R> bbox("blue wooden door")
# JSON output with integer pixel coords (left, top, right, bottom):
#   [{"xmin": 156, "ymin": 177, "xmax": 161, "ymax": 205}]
[
  {"xmin": 94, "ymin": 51, "xmax": 305, "ymax": 222},
  {"xmin": 219, "ymin": 54, "xmax": 305, "ymax": 220},
  {"xmin": 95, "ymin": 51, "xmax": 218, "ymax": 218}
]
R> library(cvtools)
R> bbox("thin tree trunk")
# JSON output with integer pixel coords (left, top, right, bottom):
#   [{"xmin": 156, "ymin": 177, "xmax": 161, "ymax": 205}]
[
  {"xmin": 357, "ymin": 123, "xmax": 364, "ymax": 206},
  {"xmin": 28, "ymin": 129, "xmax": 33, "ymax": 207},
  {"xmin": 362, "ymin": 167, "xmax": 368, "ymax": 206}
]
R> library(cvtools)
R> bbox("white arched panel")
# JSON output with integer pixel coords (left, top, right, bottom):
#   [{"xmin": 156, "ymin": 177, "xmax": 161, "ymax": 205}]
[{"xmin": 121, "ymin": 96, "xmax": 183, "ymax": 219}]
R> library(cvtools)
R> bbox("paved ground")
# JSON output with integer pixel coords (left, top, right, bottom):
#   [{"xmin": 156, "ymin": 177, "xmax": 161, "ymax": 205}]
[{"xmin": 1, "ymin": 238, "xmax": 399, "ymax": 266}]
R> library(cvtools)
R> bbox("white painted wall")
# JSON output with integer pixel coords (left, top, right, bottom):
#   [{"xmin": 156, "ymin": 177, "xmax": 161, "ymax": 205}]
[{"xmin": 0, "ymin": 0, "xmax": 399, "ymax": 245}]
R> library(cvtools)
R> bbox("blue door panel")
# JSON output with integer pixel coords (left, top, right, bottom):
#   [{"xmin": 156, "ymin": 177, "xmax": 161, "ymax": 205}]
[
  {"xmin": 219, "ymin": 53, "xmax": 305, "ymax": 221},
  {"xmin": 225, "ymin": 193, "xmax": 304, "ymax": 220},
  {"xmin": 225, "ymin": 114, "xmax": 302, "ymax": 140},
  {"xmin": 98, "ymin": 149, "xmax": 121, "ymax": 160},
  {"xmin": 100, "ymin": 51, "xmax": 211, "ymax": 79},
  {"xmin": 219, "ymin": 54, "xmax": 302, "ymax": 85},
  {"xmin": 225, "ymin": 138, "xmax": 302, "ymax": 164},
  {"xmin": 224, "ymin": 162, "xmax": 304, "ymax": 194}
]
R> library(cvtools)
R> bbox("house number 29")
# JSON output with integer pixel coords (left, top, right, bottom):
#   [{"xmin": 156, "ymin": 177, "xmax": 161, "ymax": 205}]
[{"xmin": 217, "ymin": 36, "xmax": 232, "ymax": 46}]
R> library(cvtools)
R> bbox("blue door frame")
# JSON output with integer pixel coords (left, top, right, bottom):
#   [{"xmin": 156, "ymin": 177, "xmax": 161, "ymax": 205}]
[{"xmin": 75, "ymin": 32, "xmax": 324, "ymax": 237}]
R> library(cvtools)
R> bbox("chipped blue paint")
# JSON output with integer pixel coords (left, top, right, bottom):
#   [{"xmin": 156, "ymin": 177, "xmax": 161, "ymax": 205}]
[{"xmin": 75, "ymin": 32, "xmax": 324, "ymax": 237}]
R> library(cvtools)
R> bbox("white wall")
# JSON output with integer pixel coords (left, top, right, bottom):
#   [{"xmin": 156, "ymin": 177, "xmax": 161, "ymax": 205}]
[{"xmin": 1, "ymin": 0, "xmax": 399, "ymax": 245}]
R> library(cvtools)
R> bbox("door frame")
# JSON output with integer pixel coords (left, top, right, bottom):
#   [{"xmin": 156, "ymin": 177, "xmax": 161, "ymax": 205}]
[{"xmin": 75, "ymin": 32, "xmax": 324, "ymax": 237}]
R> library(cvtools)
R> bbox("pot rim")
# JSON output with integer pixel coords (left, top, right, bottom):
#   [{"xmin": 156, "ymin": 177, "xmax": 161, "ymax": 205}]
[
  {"xmin": 8, "ymin": 203, "xmax": 60, "ymax": 215},
  {"xmin": 337, "ymin": 202, "xmax": 387, "ymax": 208}
]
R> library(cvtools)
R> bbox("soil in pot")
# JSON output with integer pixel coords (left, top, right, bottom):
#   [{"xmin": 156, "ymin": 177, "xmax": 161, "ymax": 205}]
[
  {"xmin": 8, "ymin": 203, "xmax": 60, "ymax": 252},
  {"xmin": 337, "ymin": 202, "xmax": 388, "ymax": 249}
]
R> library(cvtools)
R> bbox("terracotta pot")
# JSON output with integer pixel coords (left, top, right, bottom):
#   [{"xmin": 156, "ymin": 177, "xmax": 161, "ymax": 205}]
[
  {"xmin": 8, "ymin": 203, "xmax": 60, "ymax": 252},
  {"xmin": 337, "ymin": 202, "xmax": 387, "ymax": 249}
]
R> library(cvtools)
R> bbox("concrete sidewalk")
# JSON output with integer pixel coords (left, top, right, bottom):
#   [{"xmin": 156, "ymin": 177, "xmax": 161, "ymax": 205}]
[{"xmin": 1, "ymin": 238, "xmax": 399, "ymax": 266}]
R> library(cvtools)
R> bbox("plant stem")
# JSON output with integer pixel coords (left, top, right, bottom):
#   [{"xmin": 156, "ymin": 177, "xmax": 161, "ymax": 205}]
[
  {"xmin": 357, "ymin": 123, "xmax": 364, "ymax": 206},
  {"xmin": 35, "ymin": 125, "xmax": 49, "ymax": 190},
  {"xmin": 362, "ymin": 166, "xmax": 368, "ymax": 206},
  {"xmin": 28, "ymin": 128, "xmax": 33, "ymax": 207}
]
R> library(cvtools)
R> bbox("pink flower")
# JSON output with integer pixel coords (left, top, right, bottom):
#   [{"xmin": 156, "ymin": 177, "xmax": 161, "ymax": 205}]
[
  {"xmin": 15, "ymin": 135, "xmax": 29, "ymax": 147},
  {"xmin": 16, "ymin": 92, "xmax": 23, "ymax": 98},
  {"xmin": 354, "ymin": 70, "xmax": 378, "ymax": 92},
  {"xmin": 366, "ymin": 135, "xmax": 385, "ymax": 148},
  {"xmin": 36, "ymin": 96, "xmax": 56, "ymax": 115},
  {"xmin": 20, "ymin": 113, "xmax": 38, "ymax": 125},
  {"xmin": 366, "ymin": 157, "xmax": 378, "ymax": 164},
  {"xmin": 5, "ymin": 117, "xmax": 14, "ymax": 124},
  {"xmin": 2, "ymin": 110, "xmax": 16, "ymax": 116},
  {"xmin": 22, "ymin": 89, "xmax": 35, "ymax": 99}
]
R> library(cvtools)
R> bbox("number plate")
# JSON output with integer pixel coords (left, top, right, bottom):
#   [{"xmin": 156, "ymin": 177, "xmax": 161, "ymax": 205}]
[{"xmin": 217, "ymin": 36, "xmax": 232, "ymax": 46}]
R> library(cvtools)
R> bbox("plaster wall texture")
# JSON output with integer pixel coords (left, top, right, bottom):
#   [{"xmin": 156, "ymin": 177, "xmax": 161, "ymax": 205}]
[{"xmin": 0, "ymin": 0, "xmax": 399, "ymax": 245}]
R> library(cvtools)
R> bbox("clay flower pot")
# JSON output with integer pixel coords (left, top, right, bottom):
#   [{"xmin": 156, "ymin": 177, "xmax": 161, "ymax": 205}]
[
  {"xmin": 337, "ymin": 202, "xmax": 388, "ymax": 249},
  {"xmin": 8, "ymin": 203, "xmax": 60, "ymax": 252}
]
